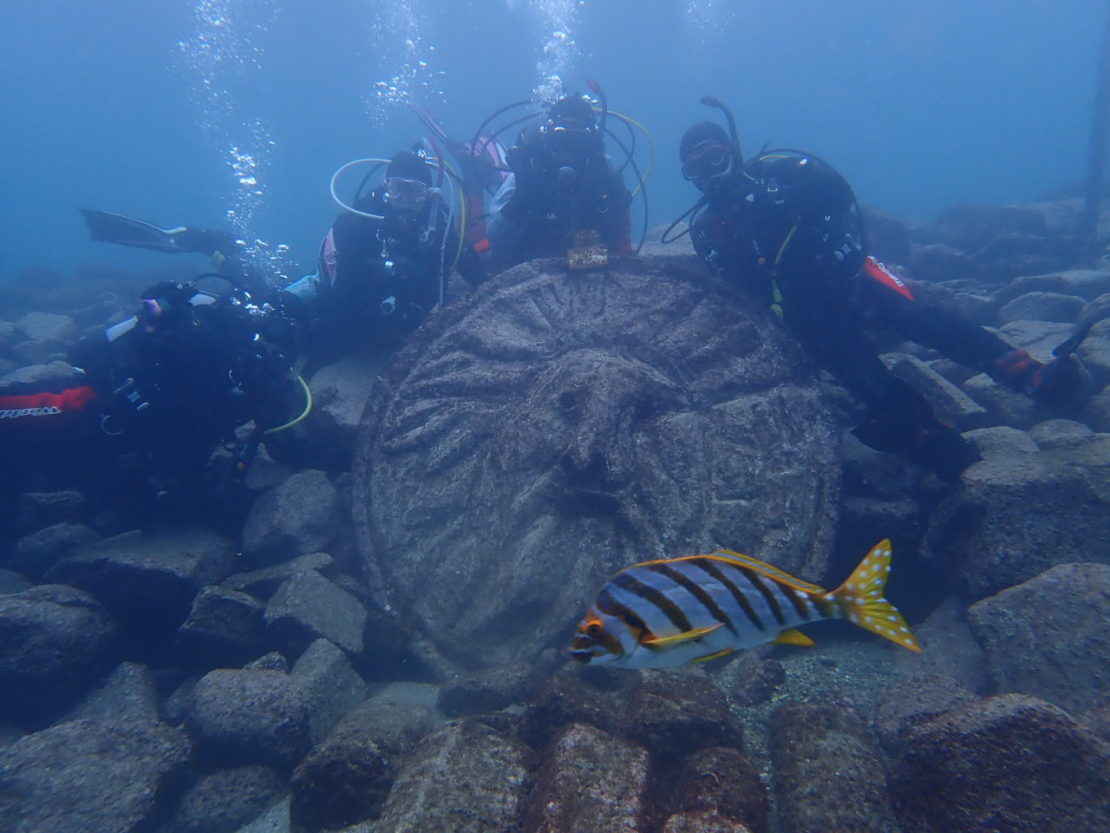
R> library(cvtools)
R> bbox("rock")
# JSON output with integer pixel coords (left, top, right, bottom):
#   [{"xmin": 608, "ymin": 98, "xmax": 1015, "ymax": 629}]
[
  {"xmin": 730, "ymin": 658, "xmax": 786, "ymax": 708},
  {"xmin": 0, "ymin": 584, "xmax": 119, "ymax": 720},
  {"xmin": 661, "ymin": 810, "xmax": 754, "ymax": 833},
  {"xmin": 527, "ymin": 722, "xmax": 648, "ymax": 833},
  {"xmin": 625, "ymin": 669, "xmax": 744, "ymax": 758},
  {"xmin": 222, "ymin": 552, "xmax": 335, "ymax": 600},
  {"xmin": 0, "ymin": 718, "xmax": 190, "ymax": 833},
  {"xmin": 186, "ymin": 669, "xmax": 310, "ymax": 769},
  {"xmin": 289, "ymin": 638, "xmax": 369, "ymax": 744},
  {"xmin": 924, "ymin": 203, "xmax": 1049, "ymax": 254},
  {"xmin": 437, "ymin": 664, "xmax": 535, "ymax": 717},
  {"xmin": 62, "ymin": 661, "xmax": 161, "ymax": 725},
  {"xmin": 886, "ymin": 352, "xmax": 990, "ymax": 428},
  {"xmin": 371, "ymin": 719, "xmax": 530, "ymax": 833},
  {"xmin": 1029, "ymin": 417, "xmax": 1094, "ymax": 448},
  {"xmin": 233, "ymin": 796, "xmax": 289, "ymax": 833},
  {"xmin": 0, "ymin": 569, "xmax": 32, "ymax": 596},
  {"xmin": 964, "ymin": 425, "xmax": 1038, "ymax": 458},
  {"xmin": 1082, "ymin": 384, "xmax": 1110, "ymax": 432},
  {"xmin": 8, "ymin": 521, "xmax": 102, "ymax": 578},
  {"xmin": 923, "ymin": 436, "xmax": 1110, "ymax": 599},
  {"xmin": 974, "ymin": 233, "xmax": 1089, "ymax": 283},
  {"xmin": 872, "ymin": 673, "xmax": 978, "ymax": 752},
  {"xmin": 962, "ymin": 372, "xmax": 1038, "ymax": 429},
  {"xmin": 306, "ymin": 354, "xmax": 384, "ymax": 466},
  {"xmin": 13, "ymin": 311, "xmax": 78, "ymax": 343},
  {"xmin": 264, "ymin": 570, "xmax": 367, "ymax": 658},
  {"xmin": 522, "ymin": 666, "xmax": 630, "ymax": 748},
  {"xmin": 329, "ymin": 684, "xmax": 438, "ymax": 762},
  {"xmin": 861, "ymin": 207, "xmax": 912, "ymax": 266},
  {"xmin": 890, "ymin": 694, "xmax": 1110, "ymax": 833},
  {"xmin": 288, "ymin": 726, "xmax": 393, "ymax": 832},
  {"xmin": 10, "ymin": 489, "xmax": 86, "ymax": 533},
  {"xmin": 177, "ymin": 586, "xmax": 268, "ymax": 669},
  {"xmin": 242, "ymin": 470, "xmax": 339, "ymax": 566},
  {"xmin": 246, "ymin": 652, "xmax": 291, "ymax": 673},
  {"xmin": 993, "ymin": 268, "xmax": 1110, "ymax": 305},
  {"xmin": 907, "ymin": 243, "xmax": 980, "ymax": 283},
  {"xmin": 893, "ymin": 598, "xmax": 988, "ymax": 692},
  {"xmin": 769, "ymin": 702, "xmax": 899, "ymax": 833},
  {"xmin": 967, "ymin": 562, "xmax": 1110, "ymax": 714},
  {"xmin": 995, "ymin": 318, "xmax": 1074, "ymax": 361},
  {"xmin": 666, "ymin": 746, "xmax": 770, "ymax": 833},
  {"xmin": 170, "ymin": 765, "xmax": 287, "ymax": 833},
  {"xmin": 353, "ymin": 258, "xmax": 840, "ymax": 670},
  {"xmin": 997, "ymin": 290, "xmax": 1085, "ymax": 324},
  {"xmin": 46, "ymin": 528, "xmax": 239, "ymax": 641},
  {"xmin": 1081, "ymin": 291, "xmax": 1110, "ymax": 324},
  {"xmin": 1078, "ymin": 317, "xmax": 1110, "ymax": 387}
]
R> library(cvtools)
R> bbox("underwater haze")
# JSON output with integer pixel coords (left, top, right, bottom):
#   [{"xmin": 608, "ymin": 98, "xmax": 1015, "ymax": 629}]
[{"xmin": 0, "ymin": 0, "xmax": 1104, "ymax": 282}]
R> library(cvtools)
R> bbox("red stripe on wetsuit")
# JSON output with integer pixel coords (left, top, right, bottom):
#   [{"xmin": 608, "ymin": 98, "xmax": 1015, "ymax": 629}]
[
  {"xmin": 0, "ymin": 386, "xmax": 98, "ymax": 423},
  {"xmin": 862, "ymin": 256, "xmax": 915, "ymax": 301}
]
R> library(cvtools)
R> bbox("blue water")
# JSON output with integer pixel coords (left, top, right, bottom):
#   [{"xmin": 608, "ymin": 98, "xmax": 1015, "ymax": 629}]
[{"xmin": 0, "ymin": 0, "xmax": 1103, "ymax": 281}]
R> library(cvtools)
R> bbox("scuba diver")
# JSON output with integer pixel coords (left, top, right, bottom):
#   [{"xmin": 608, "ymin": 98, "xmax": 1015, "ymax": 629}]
[
  {"xmin": 481, "ymin": 82, "xmax": 648, "ymax": 272},
  {"xmin": 0, "ymin": 277, "xmax": 309, "ymax": 528},
  {"xmin": 78, "ymin": 147, "xmax": 483, "ymax": 366},
  {"xmin": 285, "ymin": 148, "xmax": 487, "ymax": 362},
  {"xmin": 669, "ymin": 97, "xmax": 1088, "ymax": 482}
]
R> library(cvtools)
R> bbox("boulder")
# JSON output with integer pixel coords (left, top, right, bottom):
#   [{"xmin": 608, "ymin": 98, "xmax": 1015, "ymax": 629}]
[
  {"xmin": 264, "ymin": 569, "xmax": 367, "ymax": 658},
  {"xmin": 885, "ymin": 352, "xmax": 990, "ymax": 428},
  {"xmin": 891, "ymin": 694, "xmax": 1110, "ymax": 833},
  {"xmin": 306, "ymin": 353, "xmax": 385, "ymax": 466},
  {"xmin": 665, "ymin": 745, "xmax": 769, "ymax": 833},
  {"xmin": 0, "ymin": 568, "xmax": 32, "ymax": 596},
  {"xmin": 8, "ymin": 521, "xmax": 102, "ymax": 578},
  {"xmin": 997, "ymin": 290, "xmax": 1085, "ymax": 324},
  {"xmin": 967, "ymin": 562, "xmax": 1110, "ymax": 714},
  {"xmin": 169, "ymin": 765, "xmax": 286, "ymax": 833},
  {"xmin": 222, "ymin": 551, "xmax": 334, "ymax": 600},
  {"xmin": 242, "ymin": 470, "xmax": 339, "ymax": 566},
  {"xmin": 45, "ymin": 528, "xmax": 238, "ymax": 640},
  {"xmin": 288, "ymin": 725, "xmax": 393, "ymax": 832},
  {"xmin": 0, "ymin": 718, "xmax": 190, "ymax": 833},
  {"xmin": 12, "ymin": 311, "xmax": 78, "ymax": 343},
  {"xmin": 769, "ymin": 702, "xmax": 899, "ymax": 833},
  {"xmin": 872, "ymin": 672, "xmax": 978, "ymax": 752},
  {"xmin": 176, "ymin": 585, "xmax": 268, "ymax": 669},
  {"xmin": 924, "ymin": 435, "xmax": 1110, "ymax": 599},
  {"xmin": 62, "ymin": 661, "xmax": 161, "ymax": 725},
  {"xmin": 352, "ymin": 258, "xmax": 840, "ymax": 669},
  {"xmin": 370, "ymin": 719, "xmax": 530, "ymax": 833},
  {"xmin": 527, "ymin": 722, "xmax": 649, "ymax": 833},
  {"xmin": 186, "ymin": 668, "xmax": 310, "ymax": 770},
  {"xmin": 437, "ymin": 664, "xmax": 535, "ymax": 717},
  {"xmin": 0, "ymin": 584, "xmax": 119, "ymax": 720},
  {"xmin": 289, "ymin": 638, "xmax": 369, "ymax": 744}
]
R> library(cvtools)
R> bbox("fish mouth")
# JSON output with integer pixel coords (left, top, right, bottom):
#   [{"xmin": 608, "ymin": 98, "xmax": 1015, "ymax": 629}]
[{"xmin": 570, "ymin": 649, "xmax": 593, "ymax": 664}]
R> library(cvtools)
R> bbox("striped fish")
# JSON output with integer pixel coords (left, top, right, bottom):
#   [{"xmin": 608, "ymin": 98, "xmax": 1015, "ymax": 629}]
[{"xmin": 570, "ymin": 539, "xmax": 921, "ymax": 669}]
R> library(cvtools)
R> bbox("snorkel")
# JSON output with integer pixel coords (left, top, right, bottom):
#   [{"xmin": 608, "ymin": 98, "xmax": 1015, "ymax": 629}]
[
  {"xmin": 587, "ymin": 78, "xmax": 609, "ymax": 137},
  {"xmin": 699, "ymin": 95, "xmax": 742, "ymax": 163}
]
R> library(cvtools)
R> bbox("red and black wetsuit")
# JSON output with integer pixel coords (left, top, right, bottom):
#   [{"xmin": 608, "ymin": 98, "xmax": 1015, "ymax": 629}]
[{"xmin": 690, "ymin": 150, "xmax": 1023, "ymax": 479}]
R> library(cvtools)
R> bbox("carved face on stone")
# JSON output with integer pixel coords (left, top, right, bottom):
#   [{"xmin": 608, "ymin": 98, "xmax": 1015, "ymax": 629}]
[{"xmin": 353, "ymin": 258, "xmax": 839, "ymax": 670}]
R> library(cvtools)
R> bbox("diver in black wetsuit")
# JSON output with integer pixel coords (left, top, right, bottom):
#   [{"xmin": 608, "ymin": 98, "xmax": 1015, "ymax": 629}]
[
  {"xmin": 674, "ymin": 99, "xmax": 1085, "ymax": 481},
  {"xmin": 0, "ymin": 279, "xmax": 306, "ymax": 528},
  {"xmin": 286, "ymin": 149, "xmax": 487, "ymax": 363},
  {"xmin": 487, "ymin": 93, "xmax": 633, "ymax": 271}
]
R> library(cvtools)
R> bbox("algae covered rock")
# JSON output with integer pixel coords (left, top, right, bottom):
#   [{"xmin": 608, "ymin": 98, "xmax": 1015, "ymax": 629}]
[{"xmin": 353, "ymin": 257, "xmax": 840, "ymax": 670}]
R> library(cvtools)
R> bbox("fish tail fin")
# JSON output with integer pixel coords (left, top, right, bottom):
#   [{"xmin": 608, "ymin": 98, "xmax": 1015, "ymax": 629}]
[{"xmin": 831, "ymin": 539, "xmax": 921, "ymax": 653}]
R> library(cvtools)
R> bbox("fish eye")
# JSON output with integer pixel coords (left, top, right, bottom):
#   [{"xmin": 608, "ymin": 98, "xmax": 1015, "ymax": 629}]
[{"xmin": 585, "ymin": 620, "xmax": 602, "ymax": 638}]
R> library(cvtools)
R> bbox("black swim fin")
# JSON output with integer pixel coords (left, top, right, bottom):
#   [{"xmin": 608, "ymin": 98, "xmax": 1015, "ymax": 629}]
[{"xmin": 79, "ymin": 209, "xmax": 191, "ymax": 253}]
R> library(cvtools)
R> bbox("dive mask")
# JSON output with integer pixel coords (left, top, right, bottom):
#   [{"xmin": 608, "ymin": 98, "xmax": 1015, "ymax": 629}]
[
  {"xmin": 385, "ymin": 177, "xmax": 430, "ymax": 212},
  {"xmin": 681, "ymin": 142, "xmax": 733, "ymax": 183}
]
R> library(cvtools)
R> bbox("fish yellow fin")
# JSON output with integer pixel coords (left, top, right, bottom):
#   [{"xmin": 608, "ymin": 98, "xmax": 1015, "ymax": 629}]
[
  {"xmin": 690, "ymin": 648, "xmax": 735, "ymax": 664},
  {"xmin": 641, "ymin": 623, "xmax": 723, "ymax": 647},
  {"xmin": 831, "ymin": 539, "xmax": 921, "ymax": 653},
  {"xmin": 773, "ymin": 628, "xmax": 816, "ymax": 647}
]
